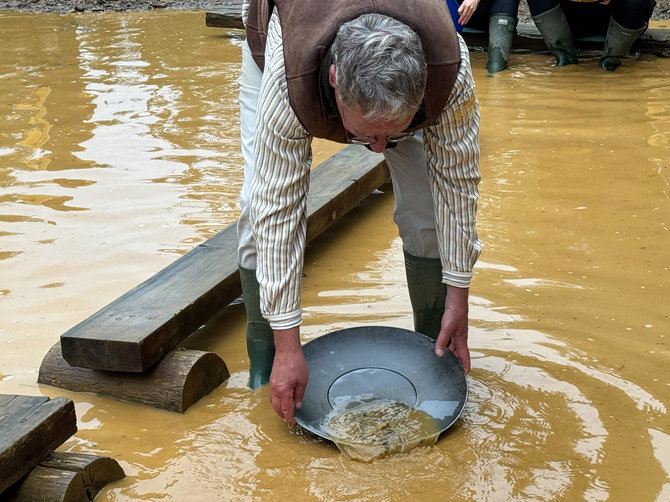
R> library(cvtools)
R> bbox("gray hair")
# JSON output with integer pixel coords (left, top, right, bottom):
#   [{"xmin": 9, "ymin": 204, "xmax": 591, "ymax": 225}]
[{"xmin": 332, "ymin": 14, "xmax": 427, "ymax": 123}]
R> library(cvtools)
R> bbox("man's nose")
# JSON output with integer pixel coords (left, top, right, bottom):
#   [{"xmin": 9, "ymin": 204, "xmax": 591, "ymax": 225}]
[{"xmin": 369, "ymin": 138, "xmax": 387, "ymax": 153}]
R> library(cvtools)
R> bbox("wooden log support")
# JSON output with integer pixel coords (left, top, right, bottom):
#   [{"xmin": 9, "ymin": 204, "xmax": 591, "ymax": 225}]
[
  {"xmin": 4, "ymin": 452, "xmax": 125, "ymax": 502},
  {"xmin": 0, "ymin": 395, "xmax": 77, "ymax": 494},
  {"xmin": 39, "ymin": 343, "xmax": 230, "ymax": 413},
  {"xmin": 59, "ymin": 145, "xmax": 387, "ymax": 372},
  {"xmin": 205, "ymin": 7, "xmax": 244, "ymax": 30},
  {"xmin": 204, "ymin": 8, "xmax": 670, "ymax": 58}
]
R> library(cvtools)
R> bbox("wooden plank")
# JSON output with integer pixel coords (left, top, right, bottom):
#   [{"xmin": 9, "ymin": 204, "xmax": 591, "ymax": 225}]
[
  {"xmin": 60, "ymin": 145, "xmax": 386, "ymax": 372},
  {"xmin": 0, "ymin": 395, "xmax": 77, "ymax": 494},
  {"xmin": 39, "ymin": 343, "xmax": 230, "ymax": 413},
  {"xmin": 60, "ymin": 227, "xmax": 241, "ymax": 372},
  {"xmin": 204, "ymin": 9, "xmax": 670, "ymax": 57},
  {"xmin": 205, "ymin": 7, "xmax": 244, "ymax": 30},
  {"xmin": 5, "ymin": 452, "xmax": 125, "ymax": 502}
]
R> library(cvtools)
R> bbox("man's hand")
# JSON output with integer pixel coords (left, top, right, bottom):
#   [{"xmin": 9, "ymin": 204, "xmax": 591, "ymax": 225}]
[
  {"xmin": 434, "ymin": 286, "xmax": 471, "ymax": 373},
  {"xmin": 269, "ymin": 326, "xmax": 309, "ymax": 426},
  {"xmin": 457, "ymin": 0, "xmax": 480, "ymax": 26}
]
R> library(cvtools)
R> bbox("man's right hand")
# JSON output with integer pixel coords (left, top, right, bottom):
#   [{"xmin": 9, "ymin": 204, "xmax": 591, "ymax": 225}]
[{"xmin": 269, "ymin": 326, "xmax": 309, "ymax": 426}]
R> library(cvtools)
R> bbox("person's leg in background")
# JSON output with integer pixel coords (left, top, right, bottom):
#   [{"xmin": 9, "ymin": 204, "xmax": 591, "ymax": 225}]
[
  {"xmin": 486, "ymin": 0, "xmax": 521, "ymax": 73},
  {"xmin": 456, "ymin": 0, "xmax": 518, "ymax": 73},
  {"xmin": 237, "ymin": 41, "xmax": 275, "ymax": 389},
  {"xmin": 600, "ymin": 0, "xmax": 656, "ymax": 70},
  {"xmin": 528, "ymin": 0, "xmax": 579, "ymax": 65},
  {"xmin": 383, "ymin": 132, "xmax": 446, "ymax": 340}
]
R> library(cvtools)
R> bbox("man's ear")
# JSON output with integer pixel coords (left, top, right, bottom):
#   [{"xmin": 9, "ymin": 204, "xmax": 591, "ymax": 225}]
[{"xmin": 329, "ymin": 64, "xmax": 336, "ymax": 88}]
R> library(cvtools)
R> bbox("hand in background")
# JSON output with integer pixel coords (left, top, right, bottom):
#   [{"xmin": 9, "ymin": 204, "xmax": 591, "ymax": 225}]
[{"xmin": 457, "ymin": 0, "xmax": 480, "ymax": 26}]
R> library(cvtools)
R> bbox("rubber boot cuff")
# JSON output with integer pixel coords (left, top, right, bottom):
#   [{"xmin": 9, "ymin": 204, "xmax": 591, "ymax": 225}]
[
  {"xmin": 403, "ymin": 250, "xmax": 447, "ymax": 340},
  {"xmin": 239, "ymin": 266, "xmax": 275, "ymax": 389},
  {"xmin": 486, "ymin": 15, "xmax": 517, "ymax": 74}
]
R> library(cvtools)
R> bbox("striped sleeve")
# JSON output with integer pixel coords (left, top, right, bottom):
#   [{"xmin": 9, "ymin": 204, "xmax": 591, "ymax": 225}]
[
  {"xmin": 250, "ymin": 10, "xmax": 312, "ymax": 329},
  {"xmin": 423, "ymin": 35, "xmax": 482, "ymax": 288}
]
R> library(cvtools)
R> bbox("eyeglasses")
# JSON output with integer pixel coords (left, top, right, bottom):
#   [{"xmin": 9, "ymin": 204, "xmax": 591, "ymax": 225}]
[{"xmin": 346, "ymin": 131, "xmax": 415, "ymax": 146}]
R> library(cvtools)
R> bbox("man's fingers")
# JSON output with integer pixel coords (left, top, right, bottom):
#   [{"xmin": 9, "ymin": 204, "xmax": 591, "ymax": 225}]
[
  {"xmin": 294, "ymin": 379, "xmax": 307, "ymax": 410},
  {"xmin": 280, "ymin": 392, "xmax": 296, "ymax": 426},
  {"xmin": 270, "ymin": 386, "xmax": 296, "ymax": 425},
  {"xmin": 449, "ymin": 343, "xmax": 471, "ymax": 374},
  {"xmin": 270, "ymin": 393, "xmax": 282, "ymax": 417},
  {"xmin": 434, "ymin": 334, "xmax": 450, "ymax": 357}
]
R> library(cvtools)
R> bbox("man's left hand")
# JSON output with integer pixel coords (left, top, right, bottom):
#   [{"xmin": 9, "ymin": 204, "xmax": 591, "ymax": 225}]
[{"xmin": 434, "ymin": 286, "xmax": 471, "ymax": 373}]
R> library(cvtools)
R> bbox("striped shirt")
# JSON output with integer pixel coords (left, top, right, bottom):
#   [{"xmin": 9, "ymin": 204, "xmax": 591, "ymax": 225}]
[{"xmin": 247, "ymin": 7, "xmax": 482, "ymax": 330}]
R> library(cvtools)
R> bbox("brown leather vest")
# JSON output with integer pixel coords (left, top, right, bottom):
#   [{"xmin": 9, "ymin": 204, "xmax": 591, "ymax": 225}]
[{"xmin": 246, "ymin": 0, "xmax": 461, "ymax": 143}]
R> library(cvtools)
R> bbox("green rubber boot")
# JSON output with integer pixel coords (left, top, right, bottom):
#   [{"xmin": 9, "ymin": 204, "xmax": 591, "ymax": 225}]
[
  {"xmin": 599, "ymin": 18, "xmax": 645, "ymax": 71},
  {"xmin": 403, "ymin": 250, "xmax": 447, "ymax": 340},
  {"xmin": 239, "ymin": 266, "xmax": 275, "ymax": 389},
  {"xmin": 532, "ymin": 5, "xmax": 578, "ymax": 66},
  {"xmin": 486, "ymin": 15, "xmax": 518, "ymax": 74}
]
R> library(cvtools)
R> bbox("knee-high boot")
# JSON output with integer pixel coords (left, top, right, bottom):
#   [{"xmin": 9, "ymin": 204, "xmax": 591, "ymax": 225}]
[
  {"xmin": 486, "ymin": 14, "xmax": 518, "ymax": 74},
  {"xmin": 532, "ymin": 5, "xmax": 578, "ymax": 66},
  {"xmin": 239, "ymin": 266, "xmax": 275, "ymax": 389},
  {"xmin": 403, "ymin": 250, "xmax": 447, "ymax": 340},
  {"xmin": 599, "ymin": 18, "xmax": 646, "ymax": 71}
]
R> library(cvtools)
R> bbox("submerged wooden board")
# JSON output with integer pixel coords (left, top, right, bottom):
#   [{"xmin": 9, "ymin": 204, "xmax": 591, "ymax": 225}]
[
  {"xmin": 40, "ymin": 343, "xmax": 230, "ymax": 412},
  {"xmin": 60, "ymin": 145, "xmax": 387, "ymax": 372},
  {"xmin": 204, "ymin": 7, "xmax": 670, "ymax": 57},
  {"xmin": 4, "ymin": 451, "xmax": 125, "ymax": 502},
  {"xmin": 0, "ymin": 395, "xmax": 77, "ymax": 494}
]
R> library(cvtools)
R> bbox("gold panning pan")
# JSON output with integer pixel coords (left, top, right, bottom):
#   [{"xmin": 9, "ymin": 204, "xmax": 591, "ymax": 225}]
[{"xmin": 294, "ymin": 326, "xmax": 468, "ymax": 454}]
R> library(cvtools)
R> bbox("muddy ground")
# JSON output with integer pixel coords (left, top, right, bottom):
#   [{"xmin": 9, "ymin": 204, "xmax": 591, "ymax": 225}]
[{"xmin": 1, "ymin": 0, "xmax": 669, "ymax": 21}]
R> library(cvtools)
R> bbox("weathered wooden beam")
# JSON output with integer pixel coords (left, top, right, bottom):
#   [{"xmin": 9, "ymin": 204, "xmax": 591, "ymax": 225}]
[
  {"xmin": 0, "ymin": 395, "xmax": 77, "ymax": 494},
  {"xmin": 39, "ymin": 343, "xmax": 230, "ymax": 412},
  {"xmin": 204, "ymin": 9, "xmax": 670, "ymax": 57},
  {"xmin": 4, "ymin": 452, "xmax": 124, "ymax": 502},
  {"xmin": 59, "ymin": 145, "xmax": 387, "ymax": 372},
  {"xmin": 205, "ymin": 6, "xmax": 244, "ymax": 30}
]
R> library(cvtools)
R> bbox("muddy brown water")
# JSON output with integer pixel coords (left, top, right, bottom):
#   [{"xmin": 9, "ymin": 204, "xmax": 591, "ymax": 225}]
[{"xmin": 1, "ymin": 10, "xmax": 669, "ymax": 501}]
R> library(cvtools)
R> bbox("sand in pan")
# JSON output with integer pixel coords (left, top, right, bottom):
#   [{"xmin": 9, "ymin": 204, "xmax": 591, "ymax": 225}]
[{"xmin": 323, "ymin": 398, "xmax": 442, "ymax": 462}]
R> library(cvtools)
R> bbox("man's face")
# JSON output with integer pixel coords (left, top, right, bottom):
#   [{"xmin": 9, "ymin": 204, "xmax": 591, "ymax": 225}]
[{"xmin": 330, "ymin": 65, "xmax": 414, "ymax": 154}]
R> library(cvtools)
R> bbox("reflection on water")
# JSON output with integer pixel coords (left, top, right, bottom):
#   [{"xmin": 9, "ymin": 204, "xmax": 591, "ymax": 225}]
[{"xmin": 0, "ymin": 10, "xmax": 669, "ymax": 502}]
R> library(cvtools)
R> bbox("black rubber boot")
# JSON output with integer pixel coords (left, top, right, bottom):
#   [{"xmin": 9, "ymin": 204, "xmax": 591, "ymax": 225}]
[
  {"xmin": 486, "ymin": 15, "xmax": 518, "ymax": 74},
  {"xmin": 239, "ymin": 266, "xmax": 275, "ymax": 389},
  {"xmin": 403, "ymin": 250, "xmax": 447, "ymax": 340},
  {"xmin": 532, "ymin": 5, "xmax": 578, "ymax": 66},
  {"xmin": 599, "ymin": 18, "xmax": 645, "ymax": 71}
]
